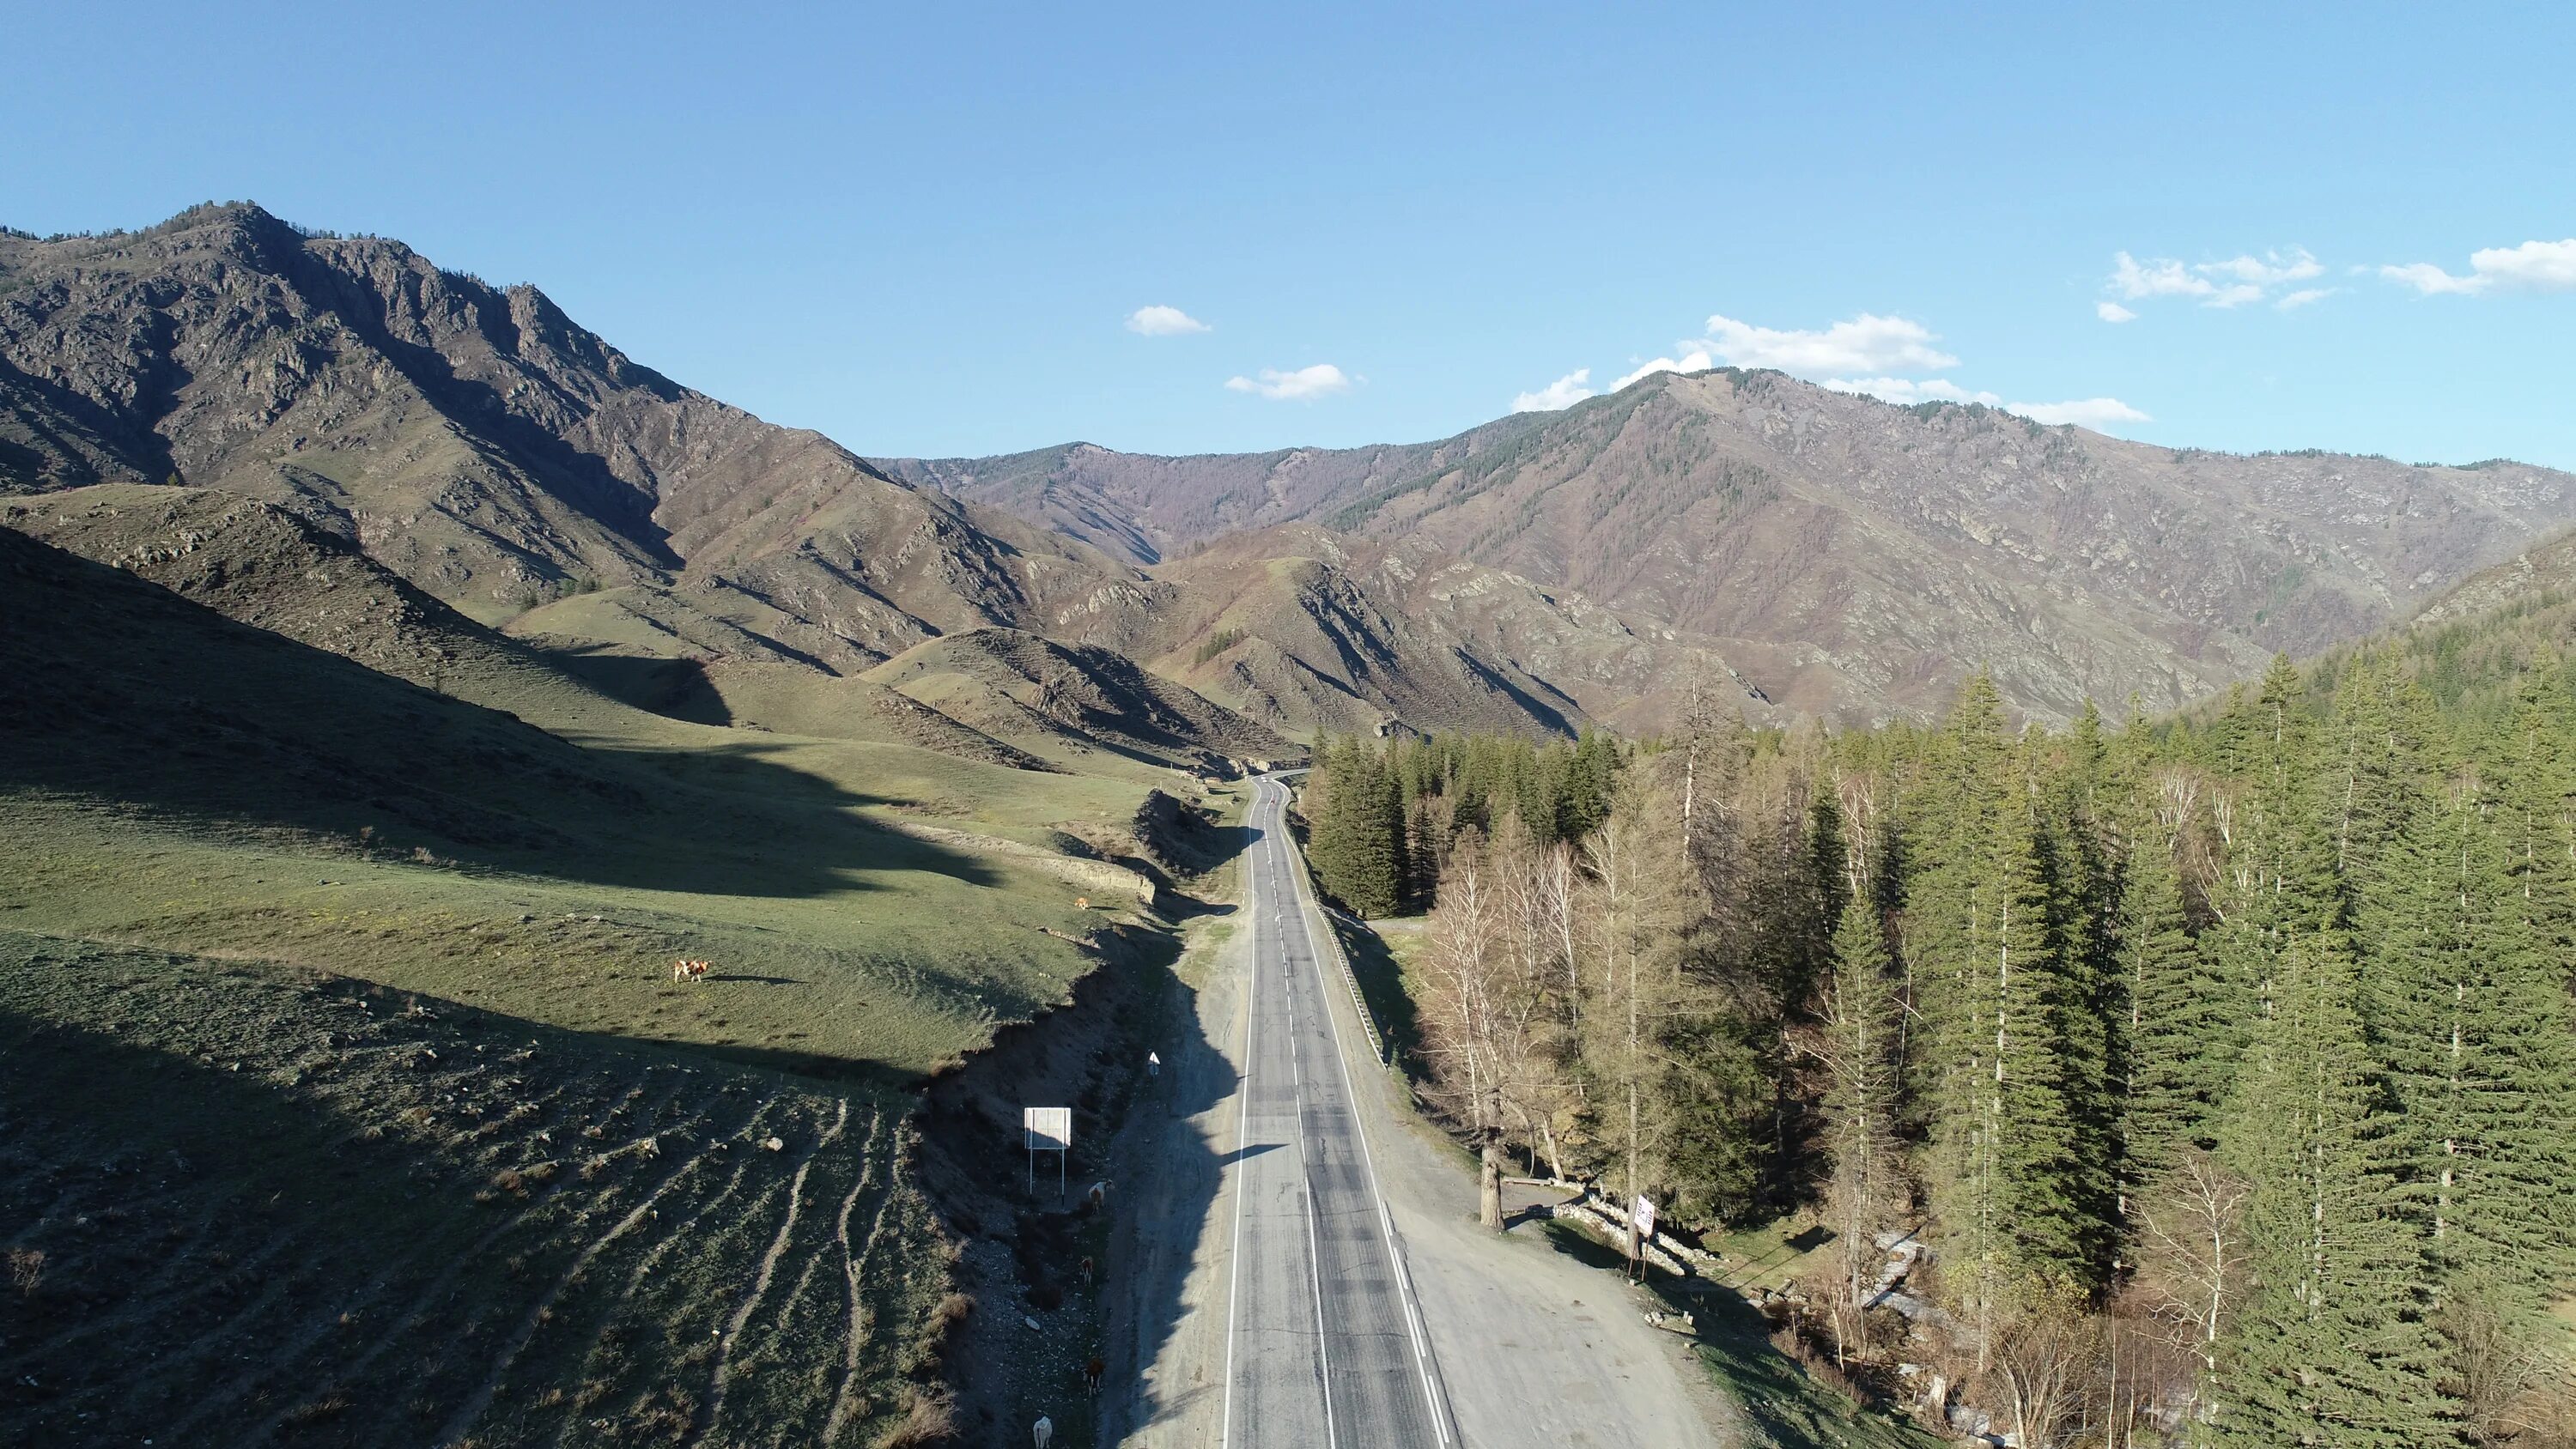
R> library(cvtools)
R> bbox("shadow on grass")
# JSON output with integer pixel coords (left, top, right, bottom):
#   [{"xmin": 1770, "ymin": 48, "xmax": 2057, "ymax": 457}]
[
  {"xmin": 0, "ymin": 933, "xmax": 916, "ymax": 1447},
  {"xmin": 0, "ymin": 532, "xmax": 1008, "ymax": 899},
  {"xmin": 540, "ymin": 646, "xmax": 733, "ymax": 725},
  {"xmin": 1333, "ymin": 913, "xmax": 1422, "ymax": 1070}
]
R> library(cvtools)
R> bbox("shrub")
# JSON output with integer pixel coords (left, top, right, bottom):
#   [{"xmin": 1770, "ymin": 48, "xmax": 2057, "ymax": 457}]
[{"xmin": 7, "ymin": 1246, "xmax": 42, "ymax": 1298}]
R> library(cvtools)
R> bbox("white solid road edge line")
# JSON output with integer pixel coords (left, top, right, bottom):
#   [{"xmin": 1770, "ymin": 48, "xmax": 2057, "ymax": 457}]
[
  {"xmin": 1217, "ymin": 784, "xmax": 1267, "ymax": 1449},
  {"xmin": 1271, "ymin": 776, "xmax": 1458, "ymax": 1449}
]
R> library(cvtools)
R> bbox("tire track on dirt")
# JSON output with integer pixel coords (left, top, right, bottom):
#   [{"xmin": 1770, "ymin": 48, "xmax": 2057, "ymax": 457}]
[
  {"xmin": 819, "ymin": 1106, "xmax": 895, "ymax": 1445},
  {"xmin": 685, "ymin": 1098, "xmax": 851, "ymax": 1448},
  {"xmin": 337, "ymin": 1072, "xmax": 704, "ymax": 1444},
  {"xmin": 431, "ymin": 1116, "xmax": 748, "ymax": 1449}
]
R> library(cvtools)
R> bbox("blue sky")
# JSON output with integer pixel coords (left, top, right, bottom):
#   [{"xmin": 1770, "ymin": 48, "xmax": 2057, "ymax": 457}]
[{"xmin": 9, "ymin": 2, "xmax": 2573, "ymax": 465}]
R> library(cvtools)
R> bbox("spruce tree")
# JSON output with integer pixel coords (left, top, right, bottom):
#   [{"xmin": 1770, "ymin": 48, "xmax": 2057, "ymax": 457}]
[
  {"xmin": 2210, "ymin": 932, "xmax": 2460, "ymax": 1446},
  {"xmin": 2114, "ymin": 823, "xmax": 2231, "ymax": 1188},
  {"xmin": 1819, "ymin": 884, "xmax": 1903, "ymax": 1310},
  {"xmin": 2373, "ymin": 693, "xmax": 2576, "ymax": 1331},
  {"xmin": 1987, "ymin": 793, "xmax": 2094, "ymax": 1288}
]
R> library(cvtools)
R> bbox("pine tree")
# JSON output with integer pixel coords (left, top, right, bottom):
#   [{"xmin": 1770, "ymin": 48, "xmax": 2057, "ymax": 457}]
[
  {"xmin": 2373, "ymin": 692, "xmax": 2576, "ymax": 1333},
  {"xmin": 1819, "ymin": 879, "xmax": 1903, "ymax": 1312},
  {"xmin": 2209, "ymin": 932, "xmax": 2460, "ymax": 1446},
  {"xmin": 2117, "ymin": 826, "xmax": 2230, "ymax": 1193},
  {"xmin": 1987, "ymin": 793, "xmax": 2094, "ymax": 1289}
]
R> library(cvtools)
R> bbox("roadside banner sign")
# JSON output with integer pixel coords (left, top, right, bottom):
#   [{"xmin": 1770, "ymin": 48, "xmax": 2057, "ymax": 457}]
[
  {"xmin": 1631, "ymin": 1194, "xmax": 1656, "ymax": 1240},
  {"xmin": 1024, "ymin": 1106, "xmax": 1072, "ymax": 1196}
]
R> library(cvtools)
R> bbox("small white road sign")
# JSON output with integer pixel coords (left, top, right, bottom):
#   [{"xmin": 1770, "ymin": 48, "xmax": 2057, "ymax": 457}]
[{"xmin": 1631, "ymin": 1194, "xmax": 1656, "ymax": 1240}]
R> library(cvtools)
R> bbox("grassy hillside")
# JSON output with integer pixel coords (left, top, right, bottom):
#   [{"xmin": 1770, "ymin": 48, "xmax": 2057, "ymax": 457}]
[
  {"xmin": 0, "ymin": 933, "xmax": 951, "ymax": 1447},
  {"xmin": 0, "ymin": 518, "xmax": 1224, "ymax": 1444},
  {"xmin": 0, "ymin": 524, "xmax": 1155, "ymax": 1077}
]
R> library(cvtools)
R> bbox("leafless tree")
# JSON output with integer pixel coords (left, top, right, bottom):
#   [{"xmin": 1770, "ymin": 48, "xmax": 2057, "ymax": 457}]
[
  {"xmin": 1415, "ymin": 831, "xmax": 1517, "ymax": 1228},
  {"xmin": 2134, "ymin": 1149, "xmax": 2248, "ymax": 1377},
  {"xmin": 1990, "ymin": 1300, "xmax": 2102, "ymax": 1449}
]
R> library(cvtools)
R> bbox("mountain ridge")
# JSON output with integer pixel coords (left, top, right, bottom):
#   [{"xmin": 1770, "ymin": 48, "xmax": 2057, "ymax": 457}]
[
  {"xmin": 0, "ymin": 203, "xmax": 1670, "ymax": 740},
  {"xmin": 887, "ymin": 370, "xmax": 2576, "ymax": 723}
]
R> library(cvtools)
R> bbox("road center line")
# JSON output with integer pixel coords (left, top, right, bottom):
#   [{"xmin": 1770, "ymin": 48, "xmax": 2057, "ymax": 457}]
[
  {"xmin": 1303, "ymin": 1173, "xmax": 1340, "ymax": 1449},
  {"xmin": 1273, "ymin": 782, "xmax": 1456, "ymax": 1447}
]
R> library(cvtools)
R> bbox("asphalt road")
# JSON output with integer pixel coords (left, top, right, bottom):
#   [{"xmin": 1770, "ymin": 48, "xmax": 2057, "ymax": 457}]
[
  {"xmin": 1223, "ymin": 774, "xmax": 1452, "ymax": 1449},
  {"xmin": 1101, "ymin": 775, "xmax": 1731, "ymax": 1448}
]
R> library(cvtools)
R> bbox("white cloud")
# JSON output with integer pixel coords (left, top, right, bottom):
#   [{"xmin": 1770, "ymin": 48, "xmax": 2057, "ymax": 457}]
[
  {"xmin": 2202, "ymin": 250, "xmax": 2324, "ymax": 286},
  {"xmin": 2005, "ymin": 397, "xmax": 2151, "ymax": 430},
  {"xmin": 1611, "ymin": 349, "xmax": 1712, "ymax": 390},
  {"xmin": 2379, "ymin": 261, "xmax": 2484, "ymax": 294},
  {"xmin": 2275, "ymin": 287, "xmax": 2333, "ymax": 310},
  {"xmin": 2109, "ymin": 247, "xmax": 2322, "ymax": 309},
  {"xmin": 2111, "ymin": 252, "xmax": 2215, "ymax": 300},
  {"xmin": 1126, "ymin": 304, "xmax": 1210, "ymax": 336},
  {"xmin": 1606, "ymin": 306, "xmax": 2139, "ymax": 435},
  {"xmin": 1701, "ymin": 312, "xmax": 1957, "ymax": 374},
  {"xmin": 1607, "ymin": 312, "xmax": 1955, "ymax": 392},
  {"xmin": 2381, "ymin": 238, "xmax": 2576, "ymax": 295},
  {"xmin": 1821, "ymin": 376, "xmax": 2001, "ymax": 406},
  {"xmin": 1224, "ymin": 363, "xmax": 1352, "ymax": 401},
  {"xmin": 2473, "ymin": 238, "xmax": 2576, "ymax": 289},
  {"xmin": 1511, "ymin": 368, "xmax": 1595, "ymax": 413}
]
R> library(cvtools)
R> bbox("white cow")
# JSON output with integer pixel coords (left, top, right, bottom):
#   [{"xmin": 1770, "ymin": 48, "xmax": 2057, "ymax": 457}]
[{"xmin": 1032, "ymin": 1414, "xmax": 1054, "ymax": 1448}]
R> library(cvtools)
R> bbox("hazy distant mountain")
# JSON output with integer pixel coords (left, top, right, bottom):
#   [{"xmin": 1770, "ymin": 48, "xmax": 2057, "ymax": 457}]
[{"xmin": 889, "ymin": 371, "xmax": 2576, "ymax": 723}]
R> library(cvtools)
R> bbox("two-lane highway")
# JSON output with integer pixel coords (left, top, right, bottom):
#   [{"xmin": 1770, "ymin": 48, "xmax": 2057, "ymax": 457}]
[{"xmin": 1222, "ymin": 775, "xmax": 1451, "ymax": 1448}]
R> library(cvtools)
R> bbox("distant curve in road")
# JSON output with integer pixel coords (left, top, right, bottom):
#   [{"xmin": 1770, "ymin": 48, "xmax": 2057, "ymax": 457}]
[{"xmin": 1222, "ymin": 775, "xmax": 1452, "ymax": 1449}]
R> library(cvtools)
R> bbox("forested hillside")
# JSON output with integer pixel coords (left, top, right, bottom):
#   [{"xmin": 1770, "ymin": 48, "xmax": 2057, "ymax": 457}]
[{"xmin": 1309, "ymin": 645, "xmax": 2576, "ymax": 1446}]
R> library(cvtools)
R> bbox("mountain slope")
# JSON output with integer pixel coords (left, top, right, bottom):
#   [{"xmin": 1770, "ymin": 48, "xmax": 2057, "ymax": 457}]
[
  {"xmin": 894, "ymin": 371, "xmax": 2576, "ymax": 723},
  {"xmin": 863, "ymin": 627, "xmax": 1297, "ymax": 769},
  {"xmin": 0, "ymin": 206, "xmax": 1806, "ymax": 739},
  {"xmin": 1113, "ymin": 525, "xmax": 1764, "ymax": 735},
  {"xmin": 0, "ymin": 202, "xmax": 1139, "ymax": 648}
]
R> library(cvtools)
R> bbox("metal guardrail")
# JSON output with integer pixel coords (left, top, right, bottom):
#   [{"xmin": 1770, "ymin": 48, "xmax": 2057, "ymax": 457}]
[
  {"xmin": 1272, "ymin": 784, "xmax": 1391, "ymax": 1066},
  {"xmin": 1312, "ymin": 899, "xmax": 1388, "ymax": 1066}
]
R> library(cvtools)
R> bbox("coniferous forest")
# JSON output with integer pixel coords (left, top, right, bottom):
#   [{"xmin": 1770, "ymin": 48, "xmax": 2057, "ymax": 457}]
[{"xmin": 1301, "ymin": 650, "xmax": 2576, "ymax": 1447}]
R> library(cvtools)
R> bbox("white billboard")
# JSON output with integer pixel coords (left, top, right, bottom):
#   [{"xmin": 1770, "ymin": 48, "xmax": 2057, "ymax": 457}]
[{"xmin": 1024, "ymin": 1106, "xmax": 1072, "ymax": 1152}]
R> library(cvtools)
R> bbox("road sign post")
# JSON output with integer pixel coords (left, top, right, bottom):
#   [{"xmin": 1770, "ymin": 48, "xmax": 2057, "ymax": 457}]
[
  {"xmin": 1630, "ymin": 1194, "xmax": 1656, "ymax": 1280},
  {"xmin": 1024, "ymin": 1106, "xmax": 1072, "ymax": 1198}
]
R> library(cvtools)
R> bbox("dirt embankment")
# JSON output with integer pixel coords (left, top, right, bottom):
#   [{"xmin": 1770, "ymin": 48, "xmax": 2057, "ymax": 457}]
[{"xmin": 909, "ymin": 919, "xmax": 1183, "ymax": 1446}]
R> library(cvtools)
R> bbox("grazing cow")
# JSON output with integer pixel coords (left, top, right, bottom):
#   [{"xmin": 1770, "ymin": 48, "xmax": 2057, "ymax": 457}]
[
  {"xmin": 1084, "ymin": 1355, "xmax": 1105, "ymax": 1397},
  {"xmin": 1084, "ymin": 1180, "xmax": 1110, "ymax": 1212},
  {"xmin": 1078, "ymin": 1255, "xmax": 1095, "ymax": 1288},
  {"xmin": 671, "ymin": 959, "xmax": 710, "ymax": 984},
  {"xmin": 1032, "ymin": 1415, "xmax": 1053, "ymax": 1449}
]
